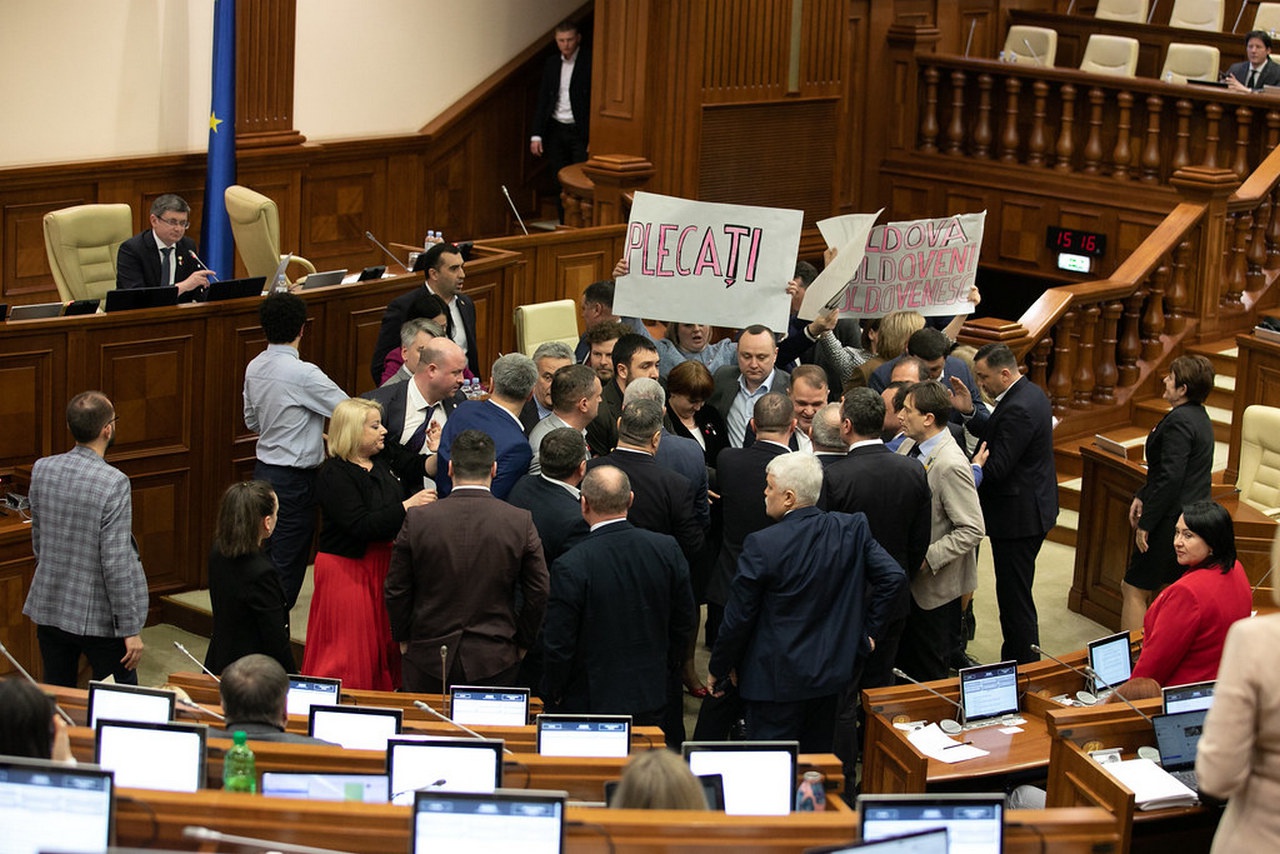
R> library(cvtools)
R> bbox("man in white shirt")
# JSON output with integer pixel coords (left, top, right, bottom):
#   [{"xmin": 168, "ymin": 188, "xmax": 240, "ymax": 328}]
[
  {"xmin": 530, "ymin": 20, "xmax": 592, "ymax": 219},
  {"xmin": 116, "ymin": 194, "xmax": 214, "ymax": 299},
  {"xmin": 707, "ymin": 325, "xmax": 791, "ymax": 448}
]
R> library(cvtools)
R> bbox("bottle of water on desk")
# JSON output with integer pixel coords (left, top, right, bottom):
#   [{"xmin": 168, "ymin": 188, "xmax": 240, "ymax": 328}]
[{"xmin": 223, "ymin": 730, "xmax": 256, "ymax": 793}]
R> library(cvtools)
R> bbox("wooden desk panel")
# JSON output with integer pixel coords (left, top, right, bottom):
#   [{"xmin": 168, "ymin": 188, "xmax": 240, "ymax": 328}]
[{"xmin": 1226, "ymin": 332, "xmax": 1280, "ymax": 483}]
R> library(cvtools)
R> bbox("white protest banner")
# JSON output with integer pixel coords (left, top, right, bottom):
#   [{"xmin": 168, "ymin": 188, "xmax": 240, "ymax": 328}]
[
  {"xmin": 824, "ymin": 211, "xmax": 987, "ymax": 319},
  {"xmin": 797, "ymin": 209, "xmax": 883, "ymax": 321},
  {"xmin": 613, "ymin": 191, "xmax": 802, "ymax": 331}
]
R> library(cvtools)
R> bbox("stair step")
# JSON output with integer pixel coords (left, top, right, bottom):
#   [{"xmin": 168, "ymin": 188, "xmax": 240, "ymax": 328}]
[
  {"xmin": 1134, "ymin": 400, "xmax": 1232, "ymax": 442},
  {"xmin": 1187, "ymin": 339, "xmax": 1241, "ymax": 378}
]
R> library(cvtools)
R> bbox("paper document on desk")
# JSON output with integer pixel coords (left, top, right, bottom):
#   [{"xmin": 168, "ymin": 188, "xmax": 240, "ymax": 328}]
[
  {"xmin": 906, "ymin": 723, "xmax": 990, "ymax": 763},
  {"xmin": 1101, "ymin": 758, "xmax": 1198, "ymax": 810}
]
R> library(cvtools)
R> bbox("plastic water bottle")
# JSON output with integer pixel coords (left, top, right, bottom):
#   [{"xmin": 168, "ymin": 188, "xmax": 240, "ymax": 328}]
[
  {"xmin": 795, "ymin": 770, "xmax": 826, "ymax": 811},
  {"xmin": 223, "ymin": 730, "xmax": 256, "ymax": 793}
]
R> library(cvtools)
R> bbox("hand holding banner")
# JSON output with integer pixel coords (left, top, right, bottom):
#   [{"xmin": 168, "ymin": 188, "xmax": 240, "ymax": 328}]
[{"xmin": 798, "ymin": 210, "xmax": 883, "ymax": 321}]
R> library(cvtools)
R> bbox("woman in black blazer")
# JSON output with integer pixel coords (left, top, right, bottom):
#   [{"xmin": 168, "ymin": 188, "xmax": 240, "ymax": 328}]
[{"xmin": 205, "ymin": 480, "xmax": 295, "ymax": 675}]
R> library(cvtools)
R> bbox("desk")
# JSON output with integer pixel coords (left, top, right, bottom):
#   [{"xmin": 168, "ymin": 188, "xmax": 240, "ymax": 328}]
[{"xmin": 1226, "ymin": 331, "xmax": 1280, "ymax": 483}]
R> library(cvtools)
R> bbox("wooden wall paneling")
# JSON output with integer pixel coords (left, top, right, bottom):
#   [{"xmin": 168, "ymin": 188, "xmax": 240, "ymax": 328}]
[
  {"xmin": 0, "ymin": 531, "xmax": 38, "ymax": 679},
  {"xmin": 90, "ymin": 323, "xmax": 200, "ymax": 460},
  {"xmin": 133, "ymin": 177, "xmax": 209, "ymax": 240},
  {"xmin": 591, "ymin": 0, "xmax": 650, "ymax": 158},
  {"xmin": 836, "ymin": 2, "xmax": 871, "ymax": 215},
  {"xmin": 421, "ymin": 137, "xmax": 473, "ymax": 244},
  {"xmin": 231, "ymin": 166, "xmax": 307, "ymax": 279},
  {"xmin": 648, "ymin": 3, "xmax": 706, "ymax": 199},
  {"xmin": 802, "ymin": 0, "xmax": 846, "ymax": 93},
  {"xmin": 236, "ymin": 0, "xmax": 305, "ymax": 149},
  {"xmin": 1226, "ymin": 333, "xmax": 1280, "ymax": 482},
  {"xmin": 0, "ymin": 338, "xmax": 58, "ymax": 468},
  {"xmin": 301, "ymin": 159, "xmax": 389, "ymax": 273},
  {"xmin": 887, "ymin": 178, "xmax": 934, "ymax": 222},
  {"xmin": 999, "ymin": 197, "xmax": 1053, "ymax": 265},
  {"xmin": 383, "ymin": 151, "xmax": 424, "ymax": 268},
  {"xmin": 702, "ymin": 0, "xmax": 790, "ymax": 102},
  {"xmin": 126, "ymin": 467, "xmax": 193, "ymax": 593},
  {"xmin": 1, "ymin": 185, "xmax": 98, "ymax": 302}
]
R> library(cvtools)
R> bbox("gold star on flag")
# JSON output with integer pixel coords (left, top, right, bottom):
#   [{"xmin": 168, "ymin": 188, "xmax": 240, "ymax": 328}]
[{"xmin": 209, "ymin": 112, "xmax": 223, "ymax": 132}]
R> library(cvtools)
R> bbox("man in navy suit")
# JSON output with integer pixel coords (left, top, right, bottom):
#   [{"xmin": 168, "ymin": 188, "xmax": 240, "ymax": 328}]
[
  {"xmin": 435, "ymin": 352, "xmax": 536, "ymax": 500},
  {"xmin": 508, "ymin": 427, "xmax": 590, "ymax": 566},
  {"xmin": 708, "ymin": 452, "xmax": 905, "ymax": 752},
  {"xmin": 952, "ymin": 343, "xmax": 1058, "ymax": 664},
  {"xmin": 370, "ymin": 242, "xmax": 479, "ymax": 382},
  {"xmin": 116, "ymin": 194, "xmax": 213, "ymax": 300}
]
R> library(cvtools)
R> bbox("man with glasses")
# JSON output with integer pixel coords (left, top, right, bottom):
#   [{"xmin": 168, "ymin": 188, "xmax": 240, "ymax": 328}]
[{"xmin": 116, "ymin": 194, "xmax": 214, "ymax": 298}]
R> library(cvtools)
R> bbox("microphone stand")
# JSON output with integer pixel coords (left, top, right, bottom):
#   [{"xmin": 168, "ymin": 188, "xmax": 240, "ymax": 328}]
[
  {"xmin": 891, "ymin": 667, "xmax": 966, "ymax": 734},
  {"xmin": 1030, "ymin": 643, "xmax": 1102, "ymax": 705},
  {"xmin": 412, "ymin": 700, "xmax": 514, "ymax": 755},
  {"xmin": 502, "ymin": 185, "xmax": 530, "ymax": 235},
  {"xmin": 172, "ymin": 641, "xmax": 220, "ymax": 681},
  {"xmin": 365, "ymin": 231, "xmax": 411, "ymax": 272},
  {"xmin": 0, "ymin": 640, "xmax": 75, "ymax": 725}
]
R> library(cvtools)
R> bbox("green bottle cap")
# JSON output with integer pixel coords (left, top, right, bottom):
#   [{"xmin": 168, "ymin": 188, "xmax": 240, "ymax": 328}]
[{"xmin": 233, "ymin": 730, "xmax": 247, "ymax": 746}]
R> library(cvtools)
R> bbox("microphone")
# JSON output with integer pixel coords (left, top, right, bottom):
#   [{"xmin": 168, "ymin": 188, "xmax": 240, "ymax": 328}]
[
  {"xmin": 963, "ymin": 19, "xmax": 976, "ymax": 58},
  {"xmin": 188, "ymin": 250, "xmax": 217, "ymax": 282},
  {"xmin": 172, "ymin": 640, "xmax": 221, "ymax": 682},
  {"xmin": 440, "ymin": 644, "xmax": 448, "ymax": 717},
  {"xmin": 183, "ymin": 826, "xmax": 347, "ymax": 854},
  {"xmin": 412, "ymin": 700, "xmax": 514, "ymax": 755},
  {"xmin": 1022, "ymin": 38, "xmax": 1041, "ymax": 67},
  {"xmin": 892, "ymin": 667, "xmax": 965, "ymax": 734},
  {"xmin": 1147, "ymin": 0, "xmax": 1159, "ymax": 24},
  {"xmin": 1251, "ymin": 563, "xmax": 1275, "ymax": 596},
  {"xmin": 365, "ymin": 231, "xmax": 411, "ymax": 272},
  {"xmin": 0, "ymin": 639, "xmax": 76, "ymax": 726},
  {"xmin": 1233, "ymin": 1, "xmax": 1249, "ymax": 34},
  {"xmin": 501, "ymin": 185, "xmax": 530, "ymax": 236},
  {"xmin": 1084, "ymin": 665, "xmax": 1153, "ymax": 724},
  {"xmin": 1029, "ymin": 644, "xmax": 1099, "ymax": 705},
  {"xmin": 1066, "ymin": 0, "xmax": 1076, "ymax": 13}
]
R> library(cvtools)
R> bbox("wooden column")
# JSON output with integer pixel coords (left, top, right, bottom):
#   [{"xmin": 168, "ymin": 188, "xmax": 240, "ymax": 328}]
[
  {"xmin": 580, "ymin": 155, "xmax": 656, "ymax": 226},
  {"xmin": 236, "ymin": 0, "xmax": 307, "ymax": 149},
  {"xmin": 1169, "ymin": 166, "xmax": 1242, "ymax": 341}
]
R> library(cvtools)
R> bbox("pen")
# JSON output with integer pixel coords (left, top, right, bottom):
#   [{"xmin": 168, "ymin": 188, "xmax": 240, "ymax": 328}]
[{"xmin": 942, "ymin": 741, "xmax": 974, "ymax": 749}]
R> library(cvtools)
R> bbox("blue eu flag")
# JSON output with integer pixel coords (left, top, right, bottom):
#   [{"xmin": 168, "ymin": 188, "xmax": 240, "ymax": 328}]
[{"xmin": 201, "ymin": 0, "xmax": 236, "ymax": 276}]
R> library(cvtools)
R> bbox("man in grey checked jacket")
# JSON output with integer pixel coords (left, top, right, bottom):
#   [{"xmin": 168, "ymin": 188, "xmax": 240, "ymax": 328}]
[{"xmin": 23, "ymin": 391, "xmax": 148, "ymax": 686}]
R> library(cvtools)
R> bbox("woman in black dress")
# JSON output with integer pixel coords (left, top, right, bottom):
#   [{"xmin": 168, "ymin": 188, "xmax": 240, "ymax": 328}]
[{"xmin": 205, "ymin": 480, "xmax": 295, "ymax": 675}]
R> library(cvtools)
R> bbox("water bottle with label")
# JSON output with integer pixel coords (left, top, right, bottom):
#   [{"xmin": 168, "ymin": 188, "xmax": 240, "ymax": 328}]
[
  {"xmin": 223, "ymin": 730, "xmax": 257, "ymax": 793},
  {"xmin": 794, "ymin": 770, "xmax": 825, "ymax": 811}
]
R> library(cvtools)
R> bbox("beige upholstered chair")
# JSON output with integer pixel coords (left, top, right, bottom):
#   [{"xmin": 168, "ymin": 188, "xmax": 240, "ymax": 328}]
[
  {"xmin": 42, "ymin": 203, "xmax": 134, "ymax": 302},
  {"xmin": 224, "ymin": 185, "xmax": 315, "ymax": 284},
  {"xmin": 1094, "ymin": 0, "xmax": 1149, "ymax": 23},
  {"xmin": 1160, "ymin": 43, "xmax": 1221, "ymax": 83},
  {"xmin": 1237, "ymin": 405, "xmax": 1280, "ymax": 518},
  {"xmin": 1256, "ymin": 3, "xmax": 1280, "ymax": 33},
  {"xmin": 1079, "ymin": 35, "xmax": 1141, "ymax": 77},
  {"xmin": 1168, "ymin": 0, "xmax": 1224, "ymax": 31},
  {"xmin": 1003, "ymin": 26, "xmax": 1058, "ymax": 67},
  {"xmin": 514, "ymin": 299, "xmax": 579, "ymax": 357}
]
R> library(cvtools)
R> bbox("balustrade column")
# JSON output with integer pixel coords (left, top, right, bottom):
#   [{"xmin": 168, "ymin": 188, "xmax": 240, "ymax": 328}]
[
  {"xmin": 1203, "ymin": 103, "xmax": 1222, "ymax": 169},
  {"xmin": 1141, "ymin": 267, "xmax": 1168, "ymax": 361},
  {"xmin": 1269, "ymin": 186, "xmax": 1280, "ymax": 268},
  {"xmin": 1247, "ymin": 198, "xmax": 1269, "ymax": 292},
  {"xmin": 1072, "ymin": 305, "xmax": 1100, "ymax": 408},
  {"xmin": 1224, "ymin": 211, "xmax": 1250, "ymax": 309},
  {"xmin": 1093, "ymin": 302, "xmax": 1122, "ymax": 404},
  {"xmin": 1049, "ymin": 311, "xmax": 1077, "ymax": 415},
  {"xmin": 1055, "ymin": 84, "xmax": 1077, "ymax": 171},
  {"xmin": 1173, "ymin": 100, "xmax": 1192, "ymax": 171},
  {"xmin": 973, "ymin": 74, "xmax": 993, "ymax": 158},
  {"xmin": 999, "ymin": 77, "xmax": 1022, "ymax": 163},
  {"xmin": 945, "ymin": 70, "xmax": 967, "ymax": 155},
  {"xmin": 1141, "ymin": 95, "xmax": 1162, "ymax": 183},
  {"xmin": 920, "ymin": 66, "xmax": 940, "ymax": 153},
  {"xmin": 1233, "ymin": 106, "xmax": 1254, "ymax": 178},
  {"xmin": 1082, "ymin": 88, "xmax": 1105, "ymax": 174},
  {"xmin": 1117, "ymin": 292, "xmax": 1144, "ymax": 387},
  {"xmin": 1027, "ymin": 80, "xmax": 1049, "ymax": 167},
  {"xmin": 1112, "ymin": 91, "xmax": 1133, "ymax": 179},
  {"xmin": 1029, "ymin": 336, "xmax": 1052, "ymax": 392},
  {"xmin": 1166, "ymin": 240, "xmax": 1190, "ymax": 335}
]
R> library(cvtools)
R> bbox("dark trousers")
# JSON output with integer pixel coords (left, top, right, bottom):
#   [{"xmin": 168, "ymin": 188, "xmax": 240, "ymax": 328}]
[
  {"xmin": 543, "ymin": 120, "xmax": 588, "ymax": 220},
  {"xmin": 254, "ymin": 461, "xmax": 318, "ymax": 610},
  {"xmin": 991, "ymin": 535, "xmax": 1046, "ymax": 664},
  {"xmin": 897, "ymin": 596, "xmax": 963, "ymax": 683},
  {"xmin": 745, "ymin": 693, "xmax": 839, "ymax": 754},
  {"xmin": 37, "ymin": 624, "xmax": 137, "ymax": 687},
  {"xmin": 833, "ymin": 586, "xmax": 909, "ymax": 780}
]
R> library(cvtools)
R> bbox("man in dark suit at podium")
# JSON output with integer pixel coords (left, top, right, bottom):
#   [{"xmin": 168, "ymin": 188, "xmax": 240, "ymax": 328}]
[{"xmin": 116, "ymin": 194, "xmax": 213, "ymax": 300}]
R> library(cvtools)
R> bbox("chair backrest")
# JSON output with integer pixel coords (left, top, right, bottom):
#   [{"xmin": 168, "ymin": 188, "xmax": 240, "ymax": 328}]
[
  {"xmin": 1095, "ymin": 0, "xmax": 1149, "ymax": 23},
  {"xmin": 1004, "ymin": 26, "xmax": 1058, "ymax": 67},
  {"xmin": 1079, "ymin": 35, "xmax": 1141, "ymax": 77},
  {"xmin": 1256, "ymin": 2, "xmax": 1280, "ymax": 34},
  {"xmin": 1168, "ymin": 0, "xmax": 1224, "ymax": 31},
  {"xmin": 42, "ymin": 203, "xmax": 134, "ymax": 302},
  {"xmin": 1160, "ymin": 43, "xmax": 1221, "ymax": 82},
  {"xmin": 224, "ymin": 184, "xmax": 313, "ymax": 282},
  {"xmin": 514, "ymin": 299, "xmax": 579, "ymax": 356},
  {"xmin": 1237, "ymin": 405, "xmax": 1280, "ymax": 517}
]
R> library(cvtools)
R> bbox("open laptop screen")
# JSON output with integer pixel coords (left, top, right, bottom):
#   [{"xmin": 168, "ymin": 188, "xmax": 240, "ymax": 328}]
[
  {"xmin": 1153, "ymin": 709, "xmax": 1209, "ymax": 771},
  {"xmin": 682, "ymin": 740, "xmax": 798, "ymax": 816},
  {"xmin": 411, "ymin": 789, "xmax": 564, "ymax": 854},
  {"xmin": 286, "ymin": 675, "xmax": 341, "ymax": 716},
  {"xmin": 1163, "ymin": 680, "xmax": 1215, "ymax": 714},
  {"xmin": 261, "ymin": 772, "xmax": 389, "ymax": 803},
  {"xmin": 805, "ymin": 828, "xmax": 949, "ymax": 853},
  {"xmin": 536, "ymin": 714, "xmax": 631, "ymax": 758},
  {"xmin": 308, "ymin": 705, "xmax": 402, "ymax": 751},
  {"xmin": 0, "ymin": 757, "xmax": 114, "ymax": 854},
  {"xmin": 94, "ymin": 719, "xmax": 206, "ymax": 793},
  {"xmin": 87, "ymin": 680, "xmax": 176, "ymax": 728},
  {"xmin": 858, "ymin": 794, "xmax": 1005, "ymax": 854},
  {"xmin": 958, "ymin": 660, "xmax": 1019, "ymax": 723},
  {"xmin": 388, "ymin": 737, "xmax": 505, "ymax": 806},
  {"xmin": 450, "ymin": 686, "xmax": 529, "ymax": 727},
  {"xmin": 1087, "ymin": 631, "xmax": 1132, "ymax": 691}
]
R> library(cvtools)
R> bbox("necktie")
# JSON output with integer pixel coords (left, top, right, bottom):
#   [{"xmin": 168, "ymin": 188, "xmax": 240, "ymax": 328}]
[
  {"xmin": 1249, "ymin": 69, "xmax": 1259, "ymax": 90},
  {"xmin": 160, "ymin": 246, "xmax": 173, "ymax": 286},
  {"xmin": 908, "ymin": 443, "xmax": 923, "ymax": 460},
  {"xmin": 406, "ymin": 404, "xmax": 436, "ymax": 453}
]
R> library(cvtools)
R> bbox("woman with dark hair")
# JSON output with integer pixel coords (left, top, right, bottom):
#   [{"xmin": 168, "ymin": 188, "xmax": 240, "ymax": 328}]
[
  {"xmin": 1121, "ymin": 354, "xmax": 1216, "ymax": 630},
  {"xmin": 0, "ymin": 678, "xmax": 72, "ymax": 762},
  {"xmin": 1129, "ymin": 501, "xmax": 1250, "ymax": 687},
  {"xmin": 205, "ymin": 480, "xmax": 295, "ymax": 675},
  {"xmin": 379, "ymin": 291, "xmax": 450, "ymax": 384}
]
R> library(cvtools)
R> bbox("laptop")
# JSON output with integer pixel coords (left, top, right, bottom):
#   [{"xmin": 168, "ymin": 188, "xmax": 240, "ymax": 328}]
[
  {"xmin": 1152, "ymin": 708, "xmax": 1208, "ymax": 792},
  {"xmin": 103, "ymin": 287, "xmax": 179, "ymax": 312},
  {"xmin": 682, "ymin": 740, "xmax": 798, "ymax": 816},
  {"xmin": 204, "ymin": 275, "xmax": 266, "ymax": 302},
  {"xmin": 387, "ymin": 737, "xmax": 505, "ymax": 806},
  {"xmin": 8, "ymin": 301, "xmax": 67, "ymax": 320},
  {"xmin": 411, "ymin": 789, "xmax": 566, "ymax": 854},
  {"xmin": 94, "ymin": 719, "xmax": 206, "ymax": 793},
  {"xmin": 286, "ymin": 675, "xmax": 341, "ymax": 715},
  {"xmin": 858, "ymin": 793, "xmax": 1005, "ymax": 854},
  {"xmin": 358, "ymin": 265, "xmax": 386, "ymax": 281},
  {"xmin": 0, "ymin": 303, "xmax": 8, "ymax": 320},
  {"xmin": 957, "ymin": 660, "xmax": 1022, "ymax": 729},
  {"xmin": 87, "ymin": 680, "xmax": 176, "ymax": 728},
  {"xmin": 450, "ymin": 686, "xmax": 530, "ymax": 727},
  {"xmin": 0, "ymin": 756, "xmax": 115, "ymax": 854},
  {"xmin": 536, "ymin": 714, "xmax": 631, "ymax": 758},
  {"xmin": 268, "ymin": 253, "xmax": 293, "ymax": 290},
  {"xmin": 261, "ymin": 772, "xmax": 390, "ymax": 803},
  {"xmin": 1087, "ymin": 630, "xmax": 1132, "ymax": 693},
  {"xmin": 1163, "ymin": 680, "xmax": 1215, "ymax": 714},
  {"xmin": 64, "ymin": 298, "xmax": 101, "ymax": 315},
  {"xmin": 300, "ymin": 269, "xmax": 347, "ymax": 290},
  {"xmin": 308, "ymin": 705, "xmax": 402, "ymax": 751},
  {"xmin": 805, "ymin": 829, "xmax": 949, "ymax": 853}
]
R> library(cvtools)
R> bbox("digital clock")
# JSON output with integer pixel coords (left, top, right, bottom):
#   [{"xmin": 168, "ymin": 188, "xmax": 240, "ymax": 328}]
[{"xmin": 1046, "ymin": 226, "xmax": 1106, "ymax": 258}]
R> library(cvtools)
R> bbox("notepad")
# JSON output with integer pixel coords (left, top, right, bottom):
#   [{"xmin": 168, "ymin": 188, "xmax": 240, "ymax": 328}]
[{"xmin": 1101, "ymin": 758, "xmax": 1197, "ymax": 810}]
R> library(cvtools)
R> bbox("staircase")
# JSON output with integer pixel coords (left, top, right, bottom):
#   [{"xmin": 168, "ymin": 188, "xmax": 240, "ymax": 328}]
[{"xmin": 1050, "ymin": 337, "xmax": 1239, "ymax": 548}]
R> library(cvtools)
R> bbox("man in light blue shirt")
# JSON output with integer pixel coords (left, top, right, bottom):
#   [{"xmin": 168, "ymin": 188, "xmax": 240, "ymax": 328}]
[
  {"xmin": 244, "ymin": 292, "xmax": 348, "ymax": 608},
  {"xmin": 706, "ymin": 325, "xmax": 791, "ymax": 448}
]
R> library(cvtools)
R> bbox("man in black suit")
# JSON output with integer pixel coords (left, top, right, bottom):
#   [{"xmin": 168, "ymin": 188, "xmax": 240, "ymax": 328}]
[
  {"xmin": 952, "ymin": 343, "xmax": 1058, "ymax": 664},
  {"xmin": 521, "ymin": 341, "xmax": 575, "ymax": 434},
  {"xmin": 586, "ymin": 332, "xmax": 658, "ymax": 457},
  {"xmin": 370, "ymin": 242, "xmax": 479, "ymax": 383},
  {"xmin": 116, "ymin": 194, "xmax": 213, "ymax": 300},
  {"xmin": 706, "ymin": 325, "xmax": 791, "ymax": 448},
  {"xmin": 1226, "ymin": 30, "xmax": 1280, "ymax": 93},
  {"xmin": 508, "ymin": 427, "xmax": 590, "ymax": 566},
  {"xmin": 541, "ymin": 465, "xmax": 694, "ymax": 747},
  {"xmin": 530, "ymin": 20, "xmax": 592, "ymax": 219}
]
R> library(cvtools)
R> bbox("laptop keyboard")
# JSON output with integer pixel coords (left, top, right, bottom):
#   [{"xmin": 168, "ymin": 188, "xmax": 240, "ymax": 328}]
[
  {"xmin": 1169, "ymin": 768, "xmax": 1199, "ymax": 791},
  {"xmin": 962, "ymin": 715, "xmax": 1025, "ymax": 731}
]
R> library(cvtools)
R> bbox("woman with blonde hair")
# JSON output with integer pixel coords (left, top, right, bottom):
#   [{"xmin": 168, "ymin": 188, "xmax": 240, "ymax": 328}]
[
  {"xmin": 610, "ymin": 749, "xmax": 708, "ymax": 810},
  {"xmin": 301, "ymin": 398, "xmax": 434, "ymax": 689}
]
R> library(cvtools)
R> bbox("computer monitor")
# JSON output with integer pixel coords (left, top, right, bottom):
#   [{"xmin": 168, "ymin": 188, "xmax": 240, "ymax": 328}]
[
  {"xmin": 94, "ymin": 719, "xmax": 206, "ymax": 793},
  {"xmin": 8, "ymin": 301, "xmax": 67, "ymax": 320},
  {"xmin": 204, "ymin": 276, "xmax": 266, "ymax": 302},
  {"xmin": 1086, "ymin": 631, "xmax": 1132, "ymax": 692},
  {"xmin": 103, "ymin": 287, "xmax": 179, "ymax": 312},
  {"xmin": 286, "ymin": 675, "xmax": 341, "ymax": 716},
  {"xmin": 681, "ymin": 740, "xmax": 798, "ymax": 816},
  {"xmin": 411, "ymin": 789, "xmax": 565, "ymax": 854},
  {"xmin": 957, "ymin": 660, "xmax": 1020, "ymax": 725},
  {"xmin": 87, "ymin": 680, "xmax": 176, "ymax": 728},
  {"xmin": 261, "ymin": 772, "xmax": 390, "ymax": 803},
  {"xmin": 858, "ymin": 793, "xmax": 1005, "ymax": 854},
  {"xmin": 1153, "ymin": 708, "xmax": 1209, "ymax": 773},
  {"xmin": 450, "ymin": 686, "xmax": 530, "ymax": 727},
  {"xmin": 387, "ymin": 737, "xmax": 505, "ymax": 806},
  {"xmin": 536, "ymin": 714, "xmax": 631, "ymax": 758},
  {"xmin": 805, "ymin": 828, "xmax": 949, "ymax": 853},
  {"xmin": 299, "ymin": 269, "xmax": 347, "ymax": 290},
  {"xmin": 1163, "ymin": 680, "xmax": 1215, "ymax": 714},
  {"xmin": 0, "ymin": 756, "xmax": 114, "ymax": 854},
  {"xmin": 308, "ymin": 705, "xmax": 402, "ymax": 751}
]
